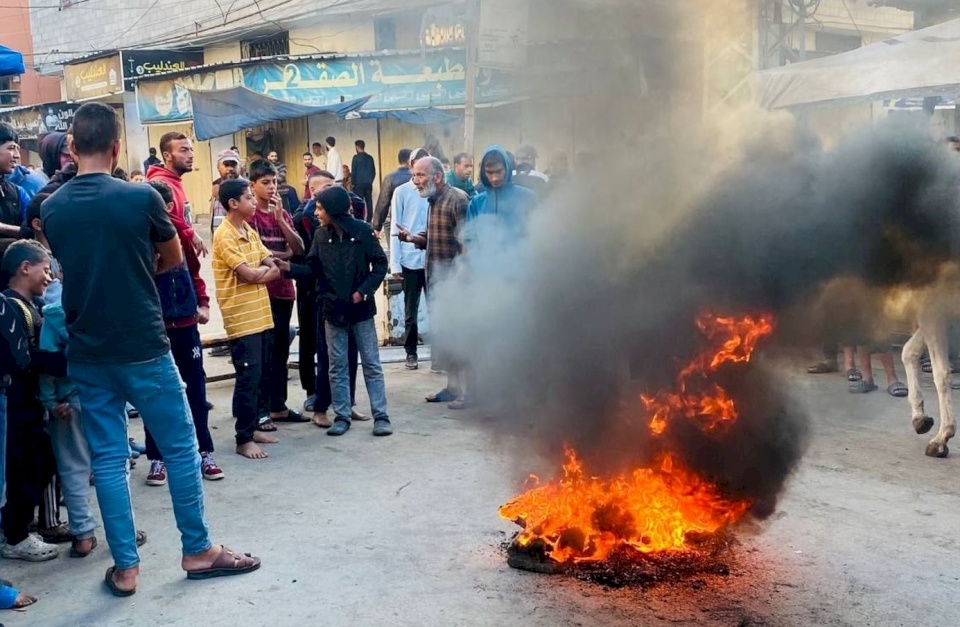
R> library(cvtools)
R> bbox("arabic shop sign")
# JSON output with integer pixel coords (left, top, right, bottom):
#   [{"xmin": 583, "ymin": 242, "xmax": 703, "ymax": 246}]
[
  {"xmin": 0, "ymin": 102, "xmax": 77, "ymax": 140},
  {"xmin": 137, "ymin": 72, "xmax": 217, "ymax": 123},
  {"xmin": 420, "ymin": 4, "xmax": 467, "ymax": 48},
  {"xmin": 242, "ymin": 50, "xmax": 512, "ymax": 110},
  {"xmin": 64, "ymin": 54, "xmax": 123, "ymax": 101},
  {"xmin": 121, "ymin": 50, "xmax": 205, "ymax": 90}
]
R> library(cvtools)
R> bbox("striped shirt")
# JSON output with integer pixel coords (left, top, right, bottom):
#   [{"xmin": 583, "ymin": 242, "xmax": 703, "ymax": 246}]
[
  {"xmin": 247, "ymin": 209, "xmax": 296, "ymax": 300},
  {"xmin": 212, "ymin": 220, "xmax": 274, "ymax": 340}
]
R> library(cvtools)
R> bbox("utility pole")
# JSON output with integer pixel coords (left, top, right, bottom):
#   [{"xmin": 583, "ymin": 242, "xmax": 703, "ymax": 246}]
[{"xmin": 463, "ymin": 0, "xmax": 480, "ymax": 159}]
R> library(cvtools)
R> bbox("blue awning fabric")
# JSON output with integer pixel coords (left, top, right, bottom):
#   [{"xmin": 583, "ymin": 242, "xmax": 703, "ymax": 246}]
[
  {"xmin": 188, "ymin": 87, "xmax": 371, "ymax": 140},
  {"xmin": 352, "ymin": 108, "xmax": 461, "ymax": 125},
  {"xmin": 0, "ymin": 45, "xmax": 26, "ymax": 77}
]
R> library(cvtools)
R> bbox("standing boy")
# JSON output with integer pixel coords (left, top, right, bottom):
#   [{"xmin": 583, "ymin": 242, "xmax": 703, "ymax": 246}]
[
  {"xmin": 281, "ymin": 186, "xmax": 391, "ymax": 437},
  {"xmin": 246, "ymin": 160, "xmax": 307, "ymax": 430},
  {"xmin": 213, "ymin": 178, "xmax": 283, "ymax": 459},
  {"xmin": 142, "ymin": 179, "xmax": 222, "ymax": 485}
]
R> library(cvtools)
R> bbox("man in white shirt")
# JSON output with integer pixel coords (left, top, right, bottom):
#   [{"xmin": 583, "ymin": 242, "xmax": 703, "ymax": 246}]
[
  {"xmin": 325, "ymin": 137, "xmax": 343, "ymax": 184},
  {"xmin": 389, "ymin": 152, "xmax": 430, "ymax": 370}
]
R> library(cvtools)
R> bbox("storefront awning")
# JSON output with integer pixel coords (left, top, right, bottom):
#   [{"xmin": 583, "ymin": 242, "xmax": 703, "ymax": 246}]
[
  {"xmin": 348, "ymin": 108, "xmax": 461, "ymax": 125},
  {"xmin": 0, "ymin": 45, "xmax": 25, "ymax": 77},
  {"xmin": 752, "ymin": 17, "xmax": 960, "ymax": 110},
  {"xmin": 188, "ymin": 87, "xmax": 370, "ymax": 140}
]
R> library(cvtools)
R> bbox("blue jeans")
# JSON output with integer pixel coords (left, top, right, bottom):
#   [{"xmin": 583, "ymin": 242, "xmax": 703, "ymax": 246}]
[
  {"xmin": 69, "ymin": 352, "xmax": 212, "ymax": 569},
  {"xmin": 325, "ymin": 318, "xmax": 388, "ymax": 422}
]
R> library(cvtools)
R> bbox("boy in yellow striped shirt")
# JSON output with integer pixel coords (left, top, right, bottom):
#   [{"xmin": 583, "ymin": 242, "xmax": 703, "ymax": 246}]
[{"xmin": 212, "ymin": 179, "xmax": 282, "ymax": 460}]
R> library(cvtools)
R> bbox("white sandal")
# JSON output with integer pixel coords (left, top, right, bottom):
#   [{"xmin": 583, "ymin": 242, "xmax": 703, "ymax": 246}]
[{"xmin": 1, "ymin": 534, "xmax": 60, "ymax": 562}]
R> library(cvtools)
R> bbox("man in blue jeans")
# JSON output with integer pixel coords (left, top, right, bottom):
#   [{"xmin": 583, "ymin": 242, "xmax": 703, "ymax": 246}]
[
  {"xmin": 281, "ymin": 185, "xmax": 391, "ymax": 436},
  {"xmin": 41, "ymin": 102, "xmax": 260, "ymax": 596}
]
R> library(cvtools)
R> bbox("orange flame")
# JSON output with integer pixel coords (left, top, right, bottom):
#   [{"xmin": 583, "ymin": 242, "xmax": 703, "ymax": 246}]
[
  {"xmin": 498, "ymin": 313, "xmax": 774, "ymax": 563},
  {"xmin": 643, "ymin": 313, "xmax": 774, "ymax": 436}
]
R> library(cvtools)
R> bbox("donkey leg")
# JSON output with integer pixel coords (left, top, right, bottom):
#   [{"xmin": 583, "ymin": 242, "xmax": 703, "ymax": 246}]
[
  {"xmin": 924, "ymin": 317, "xmax": 955, "ymax": 458},
  {"xmin": 902, "ymin": 329, "xmax": 933, "ymax": 435}
]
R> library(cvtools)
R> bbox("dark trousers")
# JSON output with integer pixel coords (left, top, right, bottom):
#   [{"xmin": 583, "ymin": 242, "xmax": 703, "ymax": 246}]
[
  {"xmin": 230, "ymin": 331, "xmax": 270, "ymax": 445},
  {"xmin": 269, "ymin": 298, "xmax": 295, "ymax": 413},
  {"xmin": 297, "ymin": 284, "xmax": 318, "ymax": 396},
  {"xmin": 315, "ymin": 310, "xmax": 358, "ymax": 412},
  {"xmin": 402, "ymin": 266, "xmax": 426, "ymax": 357},
  {"xmin": 2, "ymin": 405, "xmax": 56, "ymax": 545},
  {"xmin": 145, "ymin": 325, "xmax": 214, "ymax": 460},
  {"xmin": 353, "ymin": 183, "xmax": 373, "ymax": 221},
  {"xmin": 40, "ymin": 475, "xmax": 61, "ymax": 529}
]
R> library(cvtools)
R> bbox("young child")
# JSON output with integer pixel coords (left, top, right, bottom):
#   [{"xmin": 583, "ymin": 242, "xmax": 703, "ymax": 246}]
[
  {"xmin": 26, "ymin": 194, "xmax": 99, "ymax": 557},
  {"xmin": 143, "ymin": 179, "xmax": 222, "ymax": 483},
  {"xmin": 213, "ymin": 178, "xmax": 282, "ymax": 460},
  {"xmin": 245, "ymin": 159, "xmax": 306, "ymax": 431},
  {"xmin": 0, "ymin": 290, "xmax": 38, "ymax": 607},
  {"xmin": 0, "ymin": 240, "xmax": 60, "ymax": 561}
]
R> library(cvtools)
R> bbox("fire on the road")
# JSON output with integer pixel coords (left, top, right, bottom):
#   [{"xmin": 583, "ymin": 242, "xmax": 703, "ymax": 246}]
[{"xmin": 498, "ymin": 313, "xmax": 775, "ymax": 564}]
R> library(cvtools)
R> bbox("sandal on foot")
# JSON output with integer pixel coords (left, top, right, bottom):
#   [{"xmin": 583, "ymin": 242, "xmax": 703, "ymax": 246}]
[
  {"xmin": 426, "ymin": 388, "xmax": 456, "ymax": 403},
  {"xmin": 849, "ymin": 380, "xmax": 878, "ymax": 394},
  {"xmin": 888, "ymin": 381, "xmax": 908, "ymax": 398},
  {"xmin": 185, "ymin": 545, "xmax": 261, "ymax": 580},
  {"xmin": 0, "ymin": 583, "xmax": 37, "ymax": 610},
  {"xmin": 351, "ymin": 410, "xmax": 370, "ymax": 422},
  {"xmin": 104, "ymin": 567, "xmax": 136, "ymax": 597},
  {"xmin": 70, "ymin": 536, "xmax": 98, "ymax": 558},
  {"xmin": 845, "ymin": 368, "xmax": 862, "ymax": 382},
  {"xmin": 312, "ymin": 413, "xmax": 333, "ymax": 428},
  {"xmin": 136, "ymin": 530, "xmax": 147, "ymax": 547},
  {"xmin": 807, "ymin": 361, "xmax": 838, "ymax": 374},
  {"xmin": 270, "ymin": 410, "xmax": 310, "ymax": 423},
  {"xmin": 255, "ymin": 416, "xmax": 277, "ymax": 432}
]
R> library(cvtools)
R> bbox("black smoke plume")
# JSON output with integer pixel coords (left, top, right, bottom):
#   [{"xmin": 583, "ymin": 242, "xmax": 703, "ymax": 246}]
[{"xmin": 430, "ymin": 120, "xmax": 960, "ymax": 518}]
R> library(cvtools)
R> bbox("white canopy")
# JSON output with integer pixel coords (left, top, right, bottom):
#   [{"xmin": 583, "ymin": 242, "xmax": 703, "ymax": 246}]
[{"xmin": 753, "ymin": 17, "xmax": 960, "ymax": 110}]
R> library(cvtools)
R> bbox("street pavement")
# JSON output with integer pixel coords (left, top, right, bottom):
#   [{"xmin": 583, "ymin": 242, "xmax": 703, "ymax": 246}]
[{"xmin": 3, "ymin": 354, "xmax": 960, "ymax": 626}]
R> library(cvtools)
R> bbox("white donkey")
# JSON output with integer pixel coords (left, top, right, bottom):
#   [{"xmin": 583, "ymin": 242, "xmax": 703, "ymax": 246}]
[{"xmin": 901, "ymin": 269, "xmax": 958, "ymax": 458}]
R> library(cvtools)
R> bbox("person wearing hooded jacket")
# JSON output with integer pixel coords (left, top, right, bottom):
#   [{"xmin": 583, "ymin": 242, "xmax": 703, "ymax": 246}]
[
  {"xmin": 465, "ymin": 146, "xmax": 538, "ymax": 245},
  {"xmin": 281, "ymin": 186, "xmax": 392, "ymax": 438}
]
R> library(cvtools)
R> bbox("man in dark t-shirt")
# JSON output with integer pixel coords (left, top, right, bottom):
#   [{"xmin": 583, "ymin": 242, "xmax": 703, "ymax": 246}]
[{"xmin": 41, "ymin": 102, "xmax": 260, "ymax": 595}]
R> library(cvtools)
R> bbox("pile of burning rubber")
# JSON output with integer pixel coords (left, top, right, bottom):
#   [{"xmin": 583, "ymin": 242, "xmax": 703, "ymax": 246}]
[{"xmin": 498, "ymin": 313, "xmax": 774, "ymax": 586}]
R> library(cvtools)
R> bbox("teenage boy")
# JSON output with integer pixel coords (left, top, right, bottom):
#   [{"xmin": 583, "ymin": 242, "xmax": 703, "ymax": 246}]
[
  {"xmin": 0, "ymin": 290, "xmax": 38, "ymax": 608},
  {"xmin": 0, "ymin": 240, "xmax": 60, "ymax": 561},
  {"xmin": 213, "ymin": 178, "xmax": 283, "ymax": 459},
  {"xmin": 245, "ymin": 160, "xmax": 307, "ymax": 431},
  {"xmin": 142, "ymin": 179, "xmax": 222, "ymax": 485},
  {"xmin": 281, "ymin": 186, "xmax": 391, "ymax": 437}
]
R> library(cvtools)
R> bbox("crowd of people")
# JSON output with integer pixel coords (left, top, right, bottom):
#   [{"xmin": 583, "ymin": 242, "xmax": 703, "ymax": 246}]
[{"xmin": 0, "ymin": 101, "xmax": 552, "ymax": 606}]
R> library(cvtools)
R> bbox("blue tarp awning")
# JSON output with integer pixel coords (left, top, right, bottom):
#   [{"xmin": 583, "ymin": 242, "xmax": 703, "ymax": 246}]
[
  {"xmin": 0, "ymin": 45, "xmax": 25, "ymax": 77},
  {"xmin": 188, "ymin": 87, "xmax": 371, "ymax": 140},
  {"xmin": 351, "ymin": 108, "xmax": 460, "ymax": 125}
]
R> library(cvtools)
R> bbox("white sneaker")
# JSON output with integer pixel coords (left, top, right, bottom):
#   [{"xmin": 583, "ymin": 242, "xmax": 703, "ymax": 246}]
[{"xmin": 1, "ymin": 534, "xmax": 60, "ymax": 562}]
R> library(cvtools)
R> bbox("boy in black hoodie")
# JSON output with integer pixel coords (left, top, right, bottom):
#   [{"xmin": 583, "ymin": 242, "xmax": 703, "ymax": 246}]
[
  {"xmin": 0, "ymin": 240, "xmax": 62, "ymax": 562},
  {"xmin": 281, "ymin": 186, "xmax": 391, "ymax": 437}
]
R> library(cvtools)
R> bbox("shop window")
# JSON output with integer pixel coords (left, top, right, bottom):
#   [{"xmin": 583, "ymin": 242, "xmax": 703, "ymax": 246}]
[
  {"xmin": 375, "ymin": 17, "xmax": 397, "ymax": 51},
  {"xmin": 242, "ymin": 32, "xmax": 290, "ymax": 59}
]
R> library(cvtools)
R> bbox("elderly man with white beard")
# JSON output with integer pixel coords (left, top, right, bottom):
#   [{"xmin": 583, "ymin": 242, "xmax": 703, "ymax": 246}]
[{"xmin": 399, "ymin": 156, "xmax": 470, "ymax": 408}]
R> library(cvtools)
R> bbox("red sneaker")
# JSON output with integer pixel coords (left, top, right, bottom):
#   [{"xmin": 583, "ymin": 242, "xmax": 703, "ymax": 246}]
[
  {"xmin": 146, "ymin": 460, "xmax": 167, "ymax": 486},
  {"xmin": 201, "ymin": 453, "xmax": 225, "ymax": 481}
]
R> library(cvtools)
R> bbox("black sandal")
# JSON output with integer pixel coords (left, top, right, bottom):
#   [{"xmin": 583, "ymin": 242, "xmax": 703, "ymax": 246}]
[
  {"xmin": 256, "ymin": 416, "xmax": 278, "ymax": 432},
  {"xmin": 270, "ymin": 410, "xmax": 310, "ymax": 423},
  {"xmin": 426, "ymin": 388, "xmax": 457, "ymax": 403},
  {"xmin": 70, "ymin": 536, "xmax": 98, "ymax": 558},
  {"xmin": 845, "ymin": 368, "xmax": 862, "ymax": 382}
]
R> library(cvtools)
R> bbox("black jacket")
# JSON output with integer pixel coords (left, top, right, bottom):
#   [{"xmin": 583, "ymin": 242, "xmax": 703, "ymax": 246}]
[
  {"xmin": 372, "ymin": 167, "xmax": 412, "ymax": 231},
  {"xmin": 351, "ymin": 152, "xmax": 376, "ymax": 187},
  {"xmin": 2, "ymin": 290, "xmax": 65, "ymax": 412},
  {"xmin": 0, "ymin": 293, "xmax": 30, "ymax": 388},
  {"xmin": 288, "ymin": 215, "xmax": 388, "ymax": 327},
  {"xmin": 0, "ymin": 177, "xmax": 21, "ymax": 228}
]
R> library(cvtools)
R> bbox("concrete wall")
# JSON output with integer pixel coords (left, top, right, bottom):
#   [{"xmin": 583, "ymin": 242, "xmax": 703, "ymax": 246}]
[{"xmin": 0, "ymin": 0, "xmax": 61, "ymax": 105}]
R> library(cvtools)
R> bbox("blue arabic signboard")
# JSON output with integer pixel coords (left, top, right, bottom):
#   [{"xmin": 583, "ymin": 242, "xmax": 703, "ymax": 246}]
[{"xmin": 242, "ymin": 50, "xmax": 512, "ymax": 110}]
